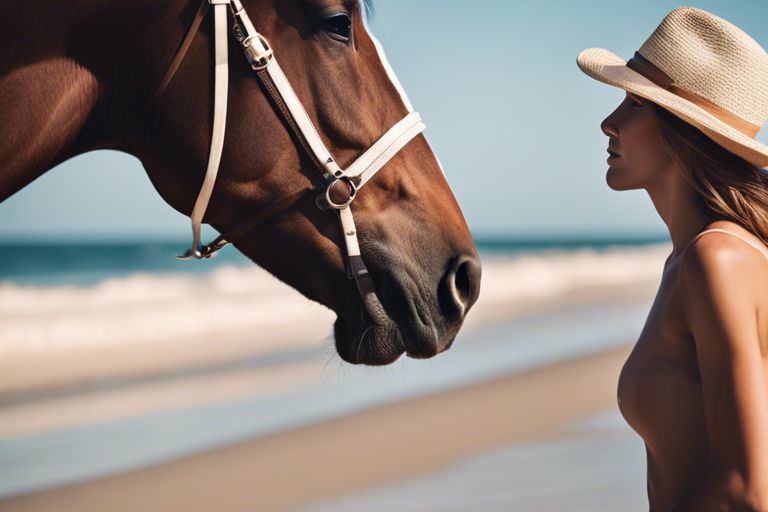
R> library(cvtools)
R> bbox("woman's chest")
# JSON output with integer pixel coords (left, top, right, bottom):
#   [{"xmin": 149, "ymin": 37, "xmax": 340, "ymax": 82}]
[
  {"xmin": 617, "ymin": 271, "xmax": 707, "ymax": 450},
  {"xmin": 620, "ymin": 261, "xmax": 768, "ymax": 444}
]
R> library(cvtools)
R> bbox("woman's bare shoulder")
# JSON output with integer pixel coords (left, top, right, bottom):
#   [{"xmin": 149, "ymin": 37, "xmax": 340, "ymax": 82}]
[
  {"xmin": 688, "ymin": 220, "xmax": 768, "ymax": 264},
  {"xmin": 680, "ymin": 220, "xmax": 768, "ymax": 307}
]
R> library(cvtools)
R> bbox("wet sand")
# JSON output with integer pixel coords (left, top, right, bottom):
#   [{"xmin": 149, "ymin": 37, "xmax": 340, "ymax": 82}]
[{"xmin": 2, "ymin": 342, "xmax": 636, "ymax": 512}]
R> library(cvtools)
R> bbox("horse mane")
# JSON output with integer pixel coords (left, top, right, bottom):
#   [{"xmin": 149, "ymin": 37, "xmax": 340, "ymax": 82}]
[{"xmin": 362, "ymin": 0, "xmax": 374, "ymax": 17}]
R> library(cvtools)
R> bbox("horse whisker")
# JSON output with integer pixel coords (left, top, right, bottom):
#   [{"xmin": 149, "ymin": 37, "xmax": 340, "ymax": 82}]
[{"xmin": 356, "ymin": 324, "xmax": 375, "ymax": 362}]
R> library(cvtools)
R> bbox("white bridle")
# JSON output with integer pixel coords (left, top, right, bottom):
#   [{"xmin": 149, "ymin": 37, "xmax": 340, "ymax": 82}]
[{"xmin": 173, "ymin": 0, "xmax": 426, "ymax": 295}]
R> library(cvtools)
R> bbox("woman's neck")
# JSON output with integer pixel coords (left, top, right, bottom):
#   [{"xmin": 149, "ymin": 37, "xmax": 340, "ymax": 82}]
[{"xmin": 645, "ymin": 169, "xmax": 715, "ymax": 259}]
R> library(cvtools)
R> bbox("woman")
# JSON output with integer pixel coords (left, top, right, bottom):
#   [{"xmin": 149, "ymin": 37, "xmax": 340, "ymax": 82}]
[{"xmin": 577, "ymin": 7, "xmax": 768, "ymax": 511}]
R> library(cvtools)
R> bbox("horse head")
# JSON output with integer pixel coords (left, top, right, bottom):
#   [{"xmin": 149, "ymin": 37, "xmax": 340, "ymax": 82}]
[{"xmin": 133, "ymin": 0, "xmax": 483, "ymax": 364}]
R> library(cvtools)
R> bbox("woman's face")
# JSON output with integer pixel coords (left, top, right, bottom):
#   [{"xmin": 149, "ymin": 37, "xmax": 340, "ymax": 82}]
[{"xmin": 600, "ymin": 92, "xmax": 675, "ymax": 191}]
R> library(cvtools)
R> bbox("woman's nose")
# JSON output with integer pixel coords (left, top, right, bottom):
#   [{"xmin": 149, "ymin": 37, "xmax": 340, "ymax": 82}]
[
  {"xmin": 600, "ymin": 103, "xmax": 622, "ymax": 138},
  {"xmin": 600, "ymin": 116, "xmax": 619, "ymax": 138}
]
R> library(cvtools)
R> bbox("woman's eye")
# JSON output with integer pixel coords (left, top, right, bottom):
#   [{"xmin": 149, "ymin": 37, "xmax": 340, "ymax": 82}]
[{"xmin": 322, "ymin": 12, "xmax": 352, "ymax": 41}]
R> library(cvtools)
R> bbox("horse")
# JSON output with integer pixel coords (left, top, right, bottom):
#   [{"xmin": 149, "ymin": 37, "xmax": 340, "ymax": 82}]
[{"xmin": 0, "ymin": 0, "xmax": 482, "ymax": 365}]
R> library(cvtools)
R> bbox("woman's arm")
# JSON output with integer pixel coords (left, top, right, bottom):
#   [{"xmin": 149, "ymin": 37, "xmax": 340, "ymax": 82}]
[{"xmin": 672, "ymin": 234, "xmax": 768, "ymax": 511}]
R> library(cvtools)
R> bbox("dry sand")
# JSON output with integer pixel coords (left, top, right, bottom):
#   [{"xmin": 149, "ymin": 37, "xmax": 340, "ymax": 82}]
[{"xmin": 2, "ymin": 342, "xmax": 633, "ymax": 512}]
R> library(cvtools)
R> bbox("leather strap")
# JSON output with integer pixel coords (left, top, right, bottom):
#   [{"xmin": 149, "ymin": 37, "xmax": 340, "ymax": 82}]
[
  {"xmin": 195, "ymin": 185, "xmax": 314, "ymax": 258},
  {"xmin": 626, "ymin": 51, "xmax": 761, "ymax": 138},
  {"xmin": 262, "ymin": 59, "xmax": 344, "ymax": 177},
  {"xmin": 255, "ymin": 66, "xmax": 328, "ymax": 174},
  {"xmin": 150, "ymin": 0, "xmax": 210, "ymax": 108},
  {"xmin": 185, "ymin": 1, "xmax": 230, "ymax": 258},
  {"xmin": 344, "ymin": 113, "xmax": 426, "ymax": 188}
]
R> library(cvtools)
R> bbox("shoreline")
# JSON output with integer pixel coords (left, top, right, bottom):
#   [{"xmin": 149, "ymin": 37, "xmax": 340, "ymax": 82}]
[
  {"xmin": 0, "ymin": 278, "xmax": 656, "ymax": 400},
  {"xmin": 2, "ymin": 342, "xmax": 635, "ymax": 512}
]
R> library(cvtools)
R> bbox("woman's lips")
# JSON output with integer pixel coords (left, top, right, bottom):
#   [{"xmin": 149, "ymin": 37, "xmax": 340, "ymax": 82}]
[{"xmin": 607, "ymin": 149, "xmax": 621, "ymax": 164}]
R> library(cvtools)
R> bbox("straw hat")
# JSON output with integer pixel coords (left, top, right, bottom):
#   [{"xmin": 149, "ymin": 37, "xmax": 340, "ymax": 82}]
[{"xmin": 577, "ymin": 6, "xmax": 768, "ymax": 168}]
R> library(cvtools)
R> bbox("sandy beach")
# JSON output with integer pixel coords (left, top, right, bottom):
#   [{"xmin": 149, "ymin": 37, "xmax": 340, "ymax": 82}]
[
  {"xmin": 1, "ymin": 342, "xmax": 643, "ymax": 512},
  {"xmin": 0, "ymin": 248, "xmax": 665, "ymax": 511}
]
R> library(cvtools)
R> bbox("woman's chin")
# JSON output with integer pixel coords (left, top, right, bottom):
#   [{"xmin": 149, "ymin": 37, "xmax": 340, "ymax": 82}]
[{"xmin": 605, "ymin": 167, "xmax": 636, "ymax": 191}]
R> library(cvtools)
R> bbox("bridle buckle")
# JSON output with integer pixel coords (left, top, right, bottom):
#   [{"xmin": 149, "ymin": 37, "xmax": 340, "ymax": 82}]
[
  {"xmin": 241, "ymin": 33, "xmax": 273, "ymax": 70},
  {"xmin": 231, "ymin": 4, "xmax": 273, "ymax": 70}
]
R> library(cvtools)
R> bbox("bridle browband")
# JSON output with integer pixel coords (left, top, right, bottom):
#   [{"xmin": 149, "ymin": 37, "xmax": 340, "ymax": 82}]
[{"xmin": 149, "ymin": 0, "xmax": 426, "ymax": 303}]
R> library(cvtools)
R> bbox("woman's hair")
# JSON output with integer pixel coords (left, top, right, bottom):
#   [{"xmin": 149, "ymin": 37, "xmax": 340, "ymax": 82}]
[{"xmin": 653, "ymin": 103, "xmax": 768, "ymax": 245}]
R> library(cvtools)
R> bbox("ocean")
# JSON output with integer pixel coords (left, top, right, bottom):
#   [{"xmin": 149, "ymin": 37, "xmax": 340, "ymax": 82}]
[
  {"xmin": 0, "ymin": 235, "xmax": 668, "ymax": 286},
  {"xmin": 0, "ymin": 236, "xmax": 668, "ymax": 501}
]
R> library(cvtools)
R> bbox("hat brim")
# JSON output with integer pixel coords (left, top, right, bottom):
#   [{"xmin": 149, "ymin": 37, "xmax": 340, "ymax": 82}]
[{"xmin": 577, "ymin": 47, "xmax": 768, "ymax": 168}]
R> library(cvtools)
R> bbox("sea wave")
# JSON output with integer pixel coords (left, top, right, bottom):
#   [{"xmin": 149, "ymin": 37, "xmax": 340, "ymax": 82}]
[
  {"xmin": 478, "ymin": 242, "xmax": 669, "ymax": 304},
  {"xmin": 0, "ymin": 266, "xmax": 332, "ymax": 356},
  {"xmin": 0, "ymin": 244, "xmax": 670, "ymax": 355}
]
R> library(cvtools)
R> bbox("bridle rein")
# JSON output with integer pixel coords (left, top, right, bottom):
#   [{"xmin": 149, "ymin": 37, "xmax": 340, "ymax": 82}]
[{"xmin": 150, "ymin": 0, "xmax": 426, "ymax": 302}]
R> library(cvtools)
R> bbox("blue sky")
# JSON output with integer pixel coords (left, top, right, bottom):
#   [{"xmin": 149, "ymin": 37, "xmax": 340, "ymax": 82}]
[{"xmin": 1, "ymin": 0, "xmax": 767, "ymax": 240}]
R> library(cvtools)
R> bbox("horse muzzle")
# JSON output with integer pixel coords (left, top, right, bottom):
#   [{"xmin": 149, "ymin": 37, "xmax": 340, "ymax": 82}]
[{"xmin": 333, "ymin": 248, "xmax": 482, "ymax": 366}]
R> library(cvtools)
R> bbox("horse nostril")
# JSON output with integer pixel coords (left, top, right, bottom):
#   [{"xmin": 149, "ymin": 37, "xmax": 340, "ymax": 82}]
[
  {"xmin": 440, "ymin": 254, "xmax": 482, "ymax": 321},
  {"xmin": 455, "ymin": 258, "xmax": 472, "ymax": 306}
]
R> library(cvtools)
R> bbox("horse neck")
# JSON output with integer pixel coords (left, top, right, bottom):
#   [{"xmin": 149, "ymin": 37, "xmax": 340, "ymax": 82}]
[{"xmin": 0, "ymin": 0, "xmax": 198, "ymax": 201}]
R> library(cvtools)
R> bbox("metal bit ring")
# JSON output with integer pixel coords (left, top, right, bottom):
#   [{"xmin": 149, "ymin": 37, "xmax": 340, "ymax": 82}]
[{"xmin": 324, "ymin": 176, "xmax": 357, "ymax": 210}]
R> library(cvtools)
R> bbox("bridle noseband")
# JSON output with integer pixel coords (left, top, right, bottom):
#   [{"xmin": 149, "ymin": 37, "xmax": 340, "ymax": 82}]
[{"xmin": 150, "ymin": 0, "xmax": 425, "ymax": 303}]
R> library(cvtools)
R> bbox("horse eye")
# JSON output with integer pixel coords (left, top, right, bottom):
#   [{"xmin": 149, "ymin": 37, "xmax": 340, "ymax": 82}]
[{"xmin": 322, "ymin": 12, "xmax": 352, "ymax": 41}]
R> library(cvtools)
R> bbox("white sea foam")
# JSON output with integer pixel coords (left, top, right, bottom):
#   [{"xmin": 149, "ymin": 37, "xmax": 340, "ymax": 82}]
[
  {"xmin": 0, "ymin": 244, "xmax": 670, "ymax": 356},
  {"xmin": 478, "ymin": 243, "xmax": 669, "ymax": 306},
  {"xmin": 0, "ymin": 266, "xmax": 332, "ymax": 356}
]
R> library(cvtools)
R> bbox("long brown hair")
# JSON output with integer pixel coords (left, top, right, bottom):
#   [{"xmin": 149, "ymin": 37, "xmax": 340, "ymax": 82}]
[{"xmin": 653, "ymin": 103, "xmax": 768, "ymax": 245}]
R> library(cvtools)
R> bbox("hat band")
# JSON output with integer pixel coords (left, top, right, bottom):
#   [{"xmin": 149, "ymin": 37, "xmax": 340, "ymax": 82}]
[{"xmin": 626, "ymin": 51, "xmax": 761, "ymax": 138}]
